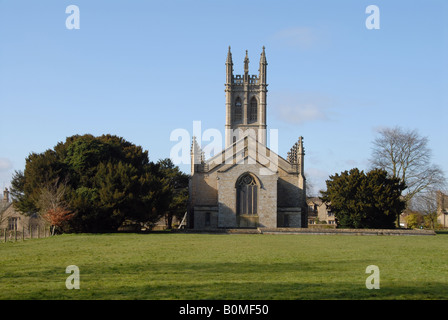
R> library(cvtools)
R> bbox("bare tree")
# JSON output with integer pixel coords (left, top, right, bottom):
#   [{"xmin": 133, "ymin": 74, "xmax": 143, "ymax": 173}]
[
  {"xmin": 37, "ymin": 178, "xmax": 73, "ymax": 235},
  {"xmin": 409, "ymin": 190, "xmax": 439, "ymax": 229},
  {"xmin": 305, "ymin": 175, "xmax": 317, "ymax": 197},
  {"xmin": 370, "ymin": 126, "xmax": 446, "ymax": 205}
]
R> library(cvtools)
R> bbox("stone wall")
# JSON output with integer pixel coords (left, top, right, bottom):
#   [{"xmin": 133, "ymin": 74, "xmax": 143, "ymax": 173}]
[
  {"xmin": 217, "ymin": 164, "xmax": 278, "ymax": 228},
  {"xmin": 260, "ymin": 228, "xmax": 436, "ymax": 236},
  {"xmin": 277, "ymin": 207, "xmax": 302, "ymax": 228},
  {"xmin": 189, "ymin": 135, "xmax": 306, "ymax": 229}
]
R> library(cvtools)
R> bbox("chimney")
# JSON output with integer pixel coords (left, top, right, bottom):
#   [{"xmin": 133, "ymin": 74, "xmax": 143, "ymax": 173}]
[{"xmin": 3, "ymin": 187, "xmax": 10, "ymax": 203}]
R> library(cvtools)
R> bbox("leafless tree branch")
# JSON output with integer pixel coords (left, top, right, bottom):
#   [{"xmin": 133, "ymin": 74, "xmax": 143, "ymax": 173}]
[{"xmin": 370, "ymin": 126, "xmax": 446, "ymax": 205}]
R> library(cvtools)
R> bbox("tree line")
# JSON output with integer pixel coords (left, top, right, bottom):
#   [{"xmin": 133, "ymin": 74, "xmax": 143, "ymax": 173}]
[
  {"xmin": 10, "ymin": 134, "xmax": 188, "ymax": 233},
  {"xmin": 321, "ymin": 126, "xmax": 446, "ymax": 229},
  {"xmin": 9, "ymin": 127, "xmax": 446, "ymax": 232}
]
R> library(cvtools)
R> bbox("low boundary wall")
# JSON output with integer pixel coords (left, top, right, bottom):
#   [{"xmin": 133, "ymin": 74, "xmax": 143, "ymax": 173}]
[
  {"xmin": 179, "ymin": 228, "xmax": 436, "ymax": 236},
  {"xmin": 259, "ymin": 227, "xmax": 436, "ymax": 236}
]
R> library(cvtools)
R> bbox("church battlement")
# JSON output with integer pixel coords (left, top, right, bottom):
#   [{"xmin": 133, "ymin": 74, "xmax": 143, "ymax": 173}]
[
  {"xmin": 225, "ymin": 46, "xmax": 268, "ymax": 147},
  {"xmin": 231, "ymin": 74, "xmax": 260, "ymax": 85}
]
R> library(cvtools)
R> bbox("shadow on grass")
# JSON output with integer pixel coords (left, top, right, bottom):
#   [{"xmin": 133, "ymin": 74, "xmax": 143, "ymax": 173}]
[{"xmin": 3, "ymin": 260, "xmax": 447, "ymax": 300}]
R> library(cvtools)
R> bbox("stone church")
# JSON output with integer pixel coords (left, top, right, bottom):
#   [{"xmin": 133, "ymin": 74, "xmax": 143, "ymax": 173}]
[{"xmin": 188, "ymin": 47, "xmax": 307, "ymax": 229}]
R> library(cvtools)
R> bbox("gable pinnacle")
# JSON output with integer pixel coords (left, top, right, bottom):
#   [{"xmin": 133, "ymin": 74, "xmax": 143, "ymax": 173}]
[
  {"xmin": 287, "ymin": 137, "xmax": 305, "ymax": 164},
  {"xmin": 298, "ymin": 136, "xmax": 305, "ymax": 155}
]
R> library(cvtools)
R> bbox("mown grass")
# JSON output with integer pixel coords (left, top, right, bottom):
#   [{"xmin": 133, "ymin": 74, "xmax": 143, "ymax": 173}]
[{"xmin": 0, "ymin": 232, "xmax": 447, "ymax": 299}]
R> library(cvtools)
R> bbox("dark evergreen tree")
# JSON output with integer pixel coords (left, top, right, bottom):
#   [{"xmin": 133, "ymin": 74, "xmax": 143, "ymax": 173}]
[
  {"xmin": 320, "ymin": 168, "xmax": 406, "ymax": 229},
  {"xmin": 157, "ymin": 158, "xmax": 189, "ymax": 229},
  {"xmin": 10, "ymin": 134, "xmax": 178, "ymax": 232}
]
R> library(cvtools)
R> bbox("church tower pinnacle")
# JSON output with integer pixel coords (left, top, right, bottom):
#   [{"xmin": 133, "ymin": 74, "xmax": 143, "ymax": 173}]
[
  {"xmin": 244, "ymin": 50, "xmax": 249, "ymax": 76},
  {"xmin": 225, "ymin": 47, "xmax": 268, "ymax": 148},
  {"xmin": 226, "ymin": 46, "xmax": 233, "ymax": 83}
]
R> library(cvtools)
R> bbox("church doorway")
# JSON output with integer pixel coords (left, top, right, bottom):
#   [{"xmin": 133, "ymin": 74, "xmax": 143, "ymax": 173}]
[{"xmin": 236, "ymin": 173, "xmax": 259, "ymax": 227}]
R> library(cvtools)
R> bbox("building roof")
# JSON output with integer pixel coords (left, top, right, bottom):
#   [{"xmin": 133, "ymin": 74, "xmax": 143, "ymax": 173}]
[{"xmin": 195, "ymin": 134, "xmax": 301, "ymax": 176}]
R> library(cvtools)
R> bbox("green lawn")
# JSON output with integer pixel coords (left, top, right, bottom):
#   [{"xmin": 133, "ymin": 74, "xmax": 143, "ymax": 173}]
[{"xmin": 0, "ymin": 232, "xmax": 447, "ymax": 300}]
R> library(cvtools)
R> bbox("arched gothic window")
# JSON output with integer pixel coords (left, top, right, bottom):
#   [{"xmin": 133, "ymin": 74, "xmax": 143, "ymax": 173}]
[
  {"xmin": 234, "ymin": 97, "xmax": 242, "ymax": 122},
  {"xmin": 236, "ymin": 174, "xmax": 258, "ymax": 215},
  {"xmin": 249, "ymin": 97, "xmax": 257, "ymax": 122}
]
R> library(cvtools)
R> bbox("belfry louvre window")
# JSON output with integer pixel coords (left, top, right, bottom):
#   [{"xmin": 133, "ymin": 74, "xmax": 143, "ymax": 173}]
[
  {"xmin": 234, "ymin": 97, "xmax": 242, "ymax": 122},
  {"xmin": 249, "ymin": 97, "xmax": 257, "ymax": 122},
  {"xmin": 237, "ymin": 174, "xmax": 258, "ymax": 215}
]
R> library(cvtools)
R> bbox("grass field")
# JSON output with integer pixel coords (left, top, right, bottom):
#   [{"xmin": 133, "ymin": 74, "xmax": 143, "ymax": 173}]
[{"xmin": 0, "ymin": 232, "xmax": 447, "ymax": 300}]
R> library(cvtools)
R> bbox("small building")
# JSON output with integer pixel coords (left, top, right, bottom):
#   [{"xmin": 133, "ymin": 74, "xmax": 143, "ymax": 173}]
[
  {"xmin": 437, "ymin": 191, "xmax": 448, "ymax": 228},
  {"xmin": 307, "ymin": 197, "xmax": 336, "ymax": 226},
  {"xmin": 0, "ymin": 188, "xmax": 47, "ymax": 238}
]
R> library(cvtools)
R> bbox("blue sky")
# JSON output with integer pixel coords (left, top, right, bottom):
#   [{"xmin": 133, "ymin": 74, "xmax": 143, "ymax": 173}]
[{"xmin": 0, "ymin": 0, "xmax": 447, "ymax": 195}]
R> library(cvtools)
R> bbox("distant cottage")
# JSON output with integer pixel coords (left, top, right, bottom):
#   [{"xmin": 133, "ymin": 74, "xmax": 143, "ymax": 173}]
[
  {"xmin": 306, "ymin": 197, "xmax": 335, "ymax": 226},
  {"xmin": 188, "ymin": 47, "xmax": 307, "ymax": 229},
  {"xmin": 0, "ymin": 188, "xmax": 47, "ymax": 237},
  {"xmin": 437, "ymin": 191, "xmax": 448, "ymax": 228}
]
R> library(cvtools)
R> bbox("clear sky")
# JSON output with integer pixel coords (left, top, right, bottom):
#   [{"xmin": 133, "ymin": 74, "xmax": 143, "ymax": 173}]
[{"xmin": 1, "ymin": 0, "xmax": 447, "ymax": 195}]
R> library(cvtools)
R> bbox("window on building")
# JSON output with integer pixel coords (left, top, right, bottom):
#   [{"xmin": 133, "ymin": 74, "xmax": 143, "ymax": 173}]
[
  {"xmin": 249, "ymin": 97, "xmax": 257, "ymax": 122},
  {"xmin": 8, "ymin": 217, "xmax": 18, "ymax": 231},
  {"xmin": 236, "ymin": 174, "xmax": 258, "ymax": 215},
  {"xmin": 205, "ymin": 212, "xmax": 211, "ymax": 226},
  {"xmin": 234, "ymin": 97, "xmax": 242, "ymax": 122}
]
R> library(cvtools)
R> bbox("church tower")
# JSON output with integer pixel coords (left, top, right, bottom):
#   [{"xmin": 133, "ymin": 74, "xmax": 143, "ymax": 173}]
[
  {"xmin": 225, "ymin": 46, "xmax": 268, "ymax": 148},
  {"xmin": 188, "ymin": 47, "xmax": 307, "ymax": 230}
]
